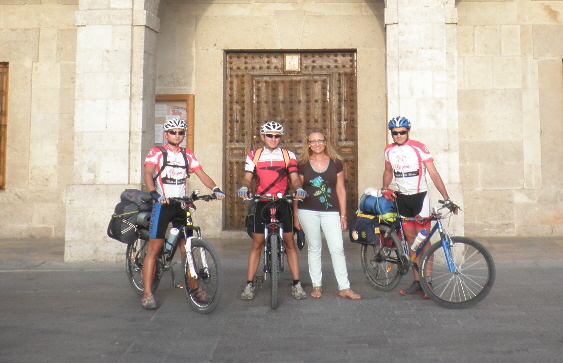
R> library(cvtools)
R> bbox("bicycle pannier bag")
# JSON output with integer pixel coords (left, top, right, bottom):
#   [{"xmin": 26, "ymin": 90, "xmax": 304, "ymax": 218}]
[
  {"xmin": 359, "ymin": 194, "xmax": 396, "ymax": 216},
  {"xmin": 349, "ymin": 213, "xmax": 380, "ymax": 245},
  {"xmin": 120, "ymin": 189, "xmax": 153, "ymax": 211},
  {"xmin": 107, "ymin": 201, "xmax": 140, "ymax": 244}
]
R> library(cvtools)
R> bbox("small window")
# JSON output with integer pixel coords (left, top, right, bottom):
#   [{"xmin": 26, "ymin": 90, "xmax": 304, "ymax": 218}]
[{"xmin": 0, "ymin": 63, "xmax": 8, "ymax": 190}]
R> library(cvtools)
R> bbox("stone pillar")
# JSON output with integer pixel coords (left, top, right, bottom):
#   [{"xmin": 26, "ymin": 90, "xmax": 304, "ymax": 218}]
[
  {"xmin": 64, "ymin": 0, "xmax": 160, "ymax": 262},
  {"xmin": 385, "ymin": 0, "xmax": 463, "ymax": 234}
]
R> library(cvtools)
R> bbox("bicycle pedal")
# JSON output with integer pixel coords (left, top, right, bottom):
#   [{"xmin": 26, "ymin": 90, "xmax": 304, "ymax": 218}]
[{"xmin": 254, "ymin": 275, "xmax": 264, "ymax": 284}]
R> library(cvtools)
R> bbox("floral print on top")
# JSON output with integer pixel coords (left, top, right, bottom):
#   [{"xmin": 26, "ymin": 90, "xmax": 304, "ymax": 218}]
[{"xmin": 298, "ymin": 159, "xmax": 343, "ymax": 213}]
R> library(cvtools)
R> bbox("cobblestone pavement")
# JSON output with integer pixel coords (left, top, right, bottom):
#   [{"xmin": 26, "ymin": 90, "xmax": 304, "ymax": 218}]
[{"xmin": 1, "ymin": 235, "xmax": 562, "ymax": 362}]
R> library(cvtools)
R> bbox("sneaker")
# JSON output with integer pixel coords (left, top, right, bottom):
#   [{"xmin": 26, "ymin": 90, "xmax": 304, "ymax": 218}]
[
  {"xmin": 241, "ymin": 283, "xmax": 255, "ymax": 300},
  {"xmin": 422, "ymin": 282, "xmax": 433, "ymax": 299},
  {"xmin": 142, "ymin": 293, "xmax": 158, "ymax": 310},
  {"xmin": 291, "ymin": 282, "xmax": 307, "ymax": 300},
  {"xmin": 399, "ymin": 280, "xmax": 423, "ymax": 296}
]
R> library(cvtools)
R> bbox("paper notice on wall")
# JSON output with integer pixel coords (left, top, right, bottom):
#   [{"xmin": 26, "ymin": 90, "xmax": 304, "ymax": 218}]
[
  {"xmin": 155, "ymin": 104, "xmax": 168, "ymax": 118},
  {"xmin": 170, "ymin": 106, "xmax": 187, "ymax": 120},
  {"xmin": 155, "ymin": 124, "xmax": 164, "ymax": 144}
]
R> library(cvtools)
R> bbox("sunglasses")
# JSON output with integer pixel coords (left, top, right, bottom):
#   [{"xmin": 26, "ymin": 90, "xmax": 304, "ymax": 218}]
[
  {"xmin": 168, "ymin": 130, "xmax": 185, "ymax": 136},
  {"xmin": 265, "ymin": 134, "xmax": 282, "ymax": 139},
  {"xmin": 391, "ymin": 130, "xmax": 408, "ymax": 136}
]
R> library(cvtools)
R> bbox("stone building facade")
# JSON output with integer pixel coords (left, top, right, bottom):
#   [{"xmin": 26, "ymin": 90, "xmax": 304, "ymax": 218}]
[{"xmin": 0, "ymin": 0, "xmax": 562, "ymax": 262}]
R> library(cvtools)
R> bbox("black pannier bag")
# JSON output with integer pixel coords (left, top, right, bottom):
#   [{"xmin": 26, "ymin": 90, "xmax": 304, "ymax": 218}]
[
  {"xmin": 120, "ymin": 189, "xmax": 153, "ymax": 211},
  {"xmin": 349, "ymin": 213, "xmax": 380, "ymax": 245},
  {"xmin": 107, "ymin": 201, "xmax": 141, "ymax": 244}
]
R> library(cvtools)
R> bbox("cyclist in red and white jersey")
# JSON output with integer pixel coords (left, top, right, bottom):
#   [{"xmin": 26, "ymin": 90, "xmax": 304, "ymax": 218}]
[
  {"xmin": 140, "ymin": 118, "xmax": 225, "ymax": 310},
  {"xmin": 236, "ymin": 121, "xmax": 308, "ymax": 301},
  {"xmin": 382, "ymin": 116, "xmax": 458, "ymax": 297}
]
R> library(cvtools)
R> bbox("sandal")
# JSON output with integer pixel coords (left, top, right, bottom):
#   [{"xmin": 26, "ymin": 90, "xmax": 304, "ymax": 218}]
[
  {"xmin": 190, "ymin": 288, "xmax": 208, "ymax": 302},
  {"xmin": 311, "ymin": 286, "xmax": 322, "ymax": 298},
  {"xmin": 338, "ymin": 288, "xmax": 362, "ymax": 300},
  {"xmin": 142, "ymin": 293, "xmax": 158, "ymax": 310}
]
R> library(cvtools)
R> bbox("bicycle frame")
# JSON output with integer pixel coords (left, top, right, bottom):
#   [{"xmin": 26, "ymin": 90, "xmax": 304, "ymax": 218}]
[
  {"xmin": 166, "ymin": 192, "xmax": 217, "ymax": 283},
  {"xmin": 262, "ymin": 201, "xmax": 285, "ymax": 275},
  {"xmin": 395, "ymin": 205, "xmax": 457, "ymax": 273}
]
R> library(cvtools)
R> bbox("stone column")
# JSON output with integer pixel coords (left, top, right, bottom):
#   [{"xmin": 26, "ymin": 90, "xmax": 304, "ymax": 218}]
[
  {"xmin": 65, "ymin": 0, "xmax": 160, "ymax": 262},
  {"xmin": 385, "ymin": 0, "xmax": 463, "ymax": 234}
]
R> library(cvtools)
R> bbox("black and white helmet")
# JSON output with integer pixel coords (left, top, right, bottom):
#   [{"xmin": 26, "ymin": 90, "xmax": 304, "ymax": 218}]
[
  {"xmin": 163, "ymin": 118, "xmax": 186, "ymax": 131},
  {"xmin": 260, "ymin": 121, "xmax": 284, "ymax": 135}
]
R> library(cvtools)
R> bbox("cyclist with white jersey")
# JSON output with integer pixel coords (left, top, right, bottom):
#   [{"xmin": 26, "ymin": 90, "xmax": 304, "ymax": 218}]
[
  {"xmin": 141, "ymin": 118, "xmax": 225, "ymax": 309},
  {"xmin": 382, "ymin": 116, "xmax": 458, "ymax": 297}
]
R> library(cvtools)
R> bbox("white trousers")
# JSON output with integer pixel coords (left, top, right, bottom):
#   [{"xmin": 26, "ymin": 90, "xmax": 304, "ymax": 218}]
[{"xmin": 297, "ymin": 209, "xmax": 350, "ymax": 290}]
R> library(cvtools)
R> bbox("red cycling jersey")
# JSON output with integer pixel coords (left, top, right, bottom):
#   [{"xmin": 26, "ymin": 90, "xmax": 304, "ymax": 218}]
[{"xmin": 244, "ymin": 147, "xmax": 298, "ymax": 195}]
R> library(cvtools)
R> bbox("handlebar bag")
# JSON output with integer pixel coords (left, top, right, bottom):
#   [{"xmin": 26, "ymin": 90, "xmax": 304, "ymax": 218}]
[
  {"xmin": 107, "ymin": 201, "xmax": 140, "ymax": 244},
  {"xmin": 349, "ymin": 213, "xmax": 380, "ymax": 245}
]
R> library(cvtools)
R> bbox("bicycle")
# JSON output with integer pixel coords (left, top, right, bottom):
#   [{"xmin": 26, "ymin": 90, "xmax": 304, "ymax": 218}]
[
  {"xmin": 360, "ymin": 200, "xmax": 496, "ymax": 309},
  {"xmin": 246, "ymin": 194, "xmax": 293, "ymax": 309},
  {"xmin": 125, "ymin": 190, "xmax": 223, "ymax": 314}
]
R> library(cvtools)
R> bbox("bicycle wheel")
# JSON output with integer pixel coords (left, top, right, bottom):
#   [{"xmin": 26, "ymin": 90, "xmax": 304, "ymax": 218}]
[
  {"xmin": 183, "ymin": 238, "xmax": 223, "ymax": 314},
  {"xmin": 360, "ymin": 224, "xmax": 407, "ymax": 291},
  {"xmin": 125, "ymin": 238, "xmax": 161, "ymax": 296},
  {"xmin": 269, "ymin": 234, "xmax": 279, "ymax": 309},
  {"xmin": 419, "ymin": 236, "xmax": 496, "ymax": 309}
]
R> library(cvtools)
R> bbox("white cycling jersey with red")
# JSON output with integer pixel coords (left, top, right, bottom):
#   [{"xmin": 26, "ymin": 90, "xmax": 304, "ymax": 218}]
[
  {"xmin": 144, "ymin": 145, "xmax": 202, "ymax": 198},
  {"xmin": 384, "ymin": 139, "xmax": 433, "ymax": 194},
  {"xmin": 244, "ymin": 147, "xmax": 298, "ymax": 195}
]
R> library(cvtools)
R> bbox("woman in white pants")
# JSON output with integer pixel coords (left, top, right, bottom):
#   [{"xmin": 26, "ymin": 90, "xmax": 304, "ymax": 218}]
[{"xmin": 293, "ymin": 131, "xmax": 361, "ymax": 299}]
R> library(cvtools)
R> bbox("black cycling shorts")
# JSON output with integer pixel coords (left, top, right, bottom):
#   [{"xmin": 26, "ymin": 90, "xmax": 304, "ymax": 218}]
[
  {"xmin": 395, "ymin": 191, "xmax": 429, "ymax": 218},
  {"xmin": 148, "ymin": 202, "xmax": 185, "ymax": 239},
  {"xmin": 252, "ymin": 200, "xmax": 294, "ymax": 234}
]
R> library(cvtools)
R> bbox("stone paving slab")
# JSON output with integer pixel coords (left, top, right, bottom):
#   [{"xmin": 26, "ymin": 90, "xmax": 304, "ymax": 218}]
[{"xmin": 1, "ymin": 236, "xmax": 563, "ymax": 362}]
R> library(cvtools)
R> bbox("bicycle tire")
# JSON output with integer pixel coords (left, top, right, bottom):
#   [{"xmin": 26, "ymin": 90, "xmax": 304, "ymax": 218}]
[
  {"xmin": 269, "ymin": 234, "xmax": 279, "ymax": 309},
  {"xmin": 360, "ymin": 224, "xmax": 406, "ymax": 291},
  {"xmin": 125, "ymin": 238, "xmax": 161, "ymax": 296},
  {"xmin": 419, "ymin": 236, "xmax": 496, "ymax": 309},
  {"xmin": 183, "ymin": 238, "xmax": 223, "ymax": 314}
]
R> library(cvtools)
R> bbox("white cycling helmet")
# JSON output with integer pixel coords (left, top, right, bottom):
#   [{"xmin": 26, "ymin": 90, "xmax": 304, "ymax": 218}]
[
  {"xmin": 260, "ymin": 121, "xmax": 285, "ymax": 135},
  {"xmin": 163, "ymin": 118, "xmax": 186, "ymax": 131}
]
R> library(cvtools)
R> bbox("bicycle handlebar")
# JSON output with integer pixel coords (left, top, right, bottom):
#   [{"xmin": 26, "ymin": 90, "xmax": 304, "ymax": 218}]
[
  {"xmin": 163, "ymin": 190, "xmax": 218, "ymax": 204},
  {"xmin": 399, "ymin": 200, "xmax": 460, "ymax": 223},
  {"xmin": 245, "ymin": 194, "xmax": 294, "ymax": 203}
]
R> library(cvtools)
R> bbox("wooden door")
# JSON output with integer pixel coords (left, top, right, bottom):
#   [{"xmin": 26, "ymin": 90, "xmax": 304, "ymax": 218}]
[{"xmin": 225, "ymin": 52, "xmax": 357, "ymax": 230}]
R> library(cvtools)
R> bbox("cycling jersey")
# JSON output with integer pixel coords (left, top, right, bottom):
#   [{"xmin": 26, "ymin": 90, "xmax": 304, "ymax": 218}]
[
  {"xmin": 144, "ymin": 145, "xmax": 202, "ymax": 198},
  {"xmin": 384, "ymin": 139, "xmax": 433, "ymax": 194},
  {"xmin": 244, "ymin": 147, "xmax": 298, "ymax": 195}
]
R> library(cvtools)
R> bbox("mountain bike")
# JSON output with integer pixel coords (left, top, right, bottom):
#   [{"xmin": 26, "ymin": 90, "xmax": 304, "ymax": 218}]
[
  {"xmin": 125, "ymin": 190, "xmax": 223, "ymax": 314},
  {"xmin": 248, "ymin": 194, "xmax": 293, "ymax": 309},
  {"xmin": 360, "ymin": 200, "xmax": 496, "ymax": 309}
]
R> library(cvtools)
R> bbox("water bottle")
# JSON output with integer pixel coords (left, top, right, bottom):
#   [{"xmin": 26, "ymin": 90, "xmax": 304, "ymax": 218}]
[
  {"xmin": 411, "ymin": 229, "xmax": 428, "ymax": 251},
  {"xmin": 164, "ymin": 227, "xmax": 179, "ymax": 254}
]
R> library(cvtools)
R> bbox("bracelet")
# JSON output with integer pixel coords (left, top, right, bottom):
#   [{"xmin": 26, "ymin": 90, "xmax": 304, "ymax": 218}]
[{"xmin": 340, "ymin": 215, "xmax": 347, "ymax": 219}]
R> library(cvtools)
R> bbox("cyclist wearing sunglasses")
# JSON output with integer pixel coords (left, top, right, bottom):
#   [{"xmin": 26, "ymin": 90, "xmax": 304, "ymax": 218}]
[
  {"xmin": 141, "ymin": 118, "xmax": 225, "ymax": 309},
  {"xmin": 382, "ymin": 116, "xmax": 458, "ymax": 297},
  {"xmin": 236, "ymin": 121, "xmax": 308, "ymax": 301}
]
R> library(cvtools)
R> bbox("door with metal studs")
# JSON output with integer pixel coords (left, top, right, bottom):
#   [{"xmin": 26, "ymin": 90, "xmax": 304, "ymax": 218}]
[{"xmin": 225, "ymin": 51, "xmax": 358, "ymax": 230}]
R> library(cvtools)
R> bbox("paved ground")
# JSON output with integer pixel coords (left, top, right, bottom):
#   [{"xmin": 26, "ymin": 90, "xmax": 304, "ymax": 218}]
[{"xmin": 1, "ymin": 235, "xmax": 563, "ymax": 362}]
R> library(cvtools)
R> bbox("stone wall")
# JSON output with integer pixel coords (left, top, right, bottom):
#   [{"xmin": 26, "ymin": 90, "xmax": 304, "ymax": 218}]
[
  {"xmin": 457, "ymin": 0, "xmax": 563, "ymax": 236},
  {"xmin": 0, "ymin": 1, "xmax": 78, "ymax": 238}
]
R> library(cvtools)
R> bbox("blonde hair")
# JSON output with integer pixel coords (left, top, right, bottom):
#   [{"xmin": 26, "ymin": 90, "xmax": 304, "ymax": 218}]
[{"xmin": 298, "ymin": 131, "xmax": 341, "ymax": 164}]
